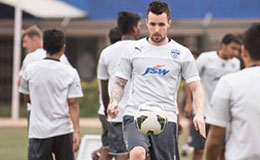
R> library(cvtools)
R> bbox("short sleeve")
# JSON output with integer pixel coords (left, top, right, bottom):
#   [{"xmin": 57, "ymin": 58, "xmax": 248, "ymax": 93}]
[
  {"xmin": 97, "ymin": 52, "xmax": 109, "ymax": 80},
  {"xmin": 67, "ymin": 70, "xmax": 84, "ymax": 98},
  {"xmin": 115, "ymin": 46, "xmax": 132, "ymax": 80},
  {"xmin": 19, "ymin": 68, "xmax": 30, "ymax": 94},
  {"xmin": 182, "ymin": 50, "xmax": 200, "ymax": 83},
  {"xmin": 206, "ymin": 76, "xmax": 232, "ymax": 127},
  {"xmin": 19, "ymin": 55, "xmax": 30, "ymax": 76}
]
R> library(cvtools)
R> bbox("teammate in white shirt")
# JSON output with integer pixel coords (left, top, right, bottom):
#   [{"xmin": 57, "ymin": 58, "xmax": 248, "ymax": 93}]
[
  {"xmin": 19, "ymin": 29, "xmax": 83, "ymax": 160},
  {"xmin": 91, "ymin": 27, "xmax": 122, "ymax": 160},
  {"xmin": 18, "ymin": 25, "xmax": 71, "ymax": 125},
  {"xmin": 188, "ymin": 34, "xmax": 241, "ymax": 160},
  {"xmin": 205, "ymin": 23, "xmax": 260, "ymax": 160},
  {"xmin": 93, "ymin": 27, "xmax": 122, "ymax": 160},
  {"xmin": 107, "ymin": 1, "xmax": 205, "ymax": 160},
  {"xmin": 97, "ymin": 11, "xmax": 141, "ymax": 160}
]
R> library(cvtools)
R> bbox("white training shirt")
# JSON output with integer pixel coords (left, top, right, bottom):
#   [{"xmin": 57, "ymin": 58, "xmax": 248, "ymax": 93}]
[
  {"xmin": 97, "ymin": 40, "xmax": 134, "ymax": 122},
  {"xmin": 207, "ymin": 66, "xmax": 260, "ymax": 160},
  {"xmin": 116, "ymin": 38, "xmax": 200, "ymax": 123},
  {"xmin": 19, "ymin": 48, "xmax": 71, "ymax": 111},
  {"xmin": 196, "ymin": 51, "xmax": 240, "ymax": 117},
  {"xmin": 19, "ymin": 58, "xmax": 83, "ymax": 139}
]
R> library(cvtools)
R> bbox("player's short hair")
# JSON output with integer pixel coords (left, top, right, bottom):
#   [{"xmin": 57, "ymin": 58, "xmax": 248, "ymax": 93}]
[
  {"xmin": 109, "ymin": 27, "xmax": 122, "ymax": 44},
  {"xmin": 221, "ymin": 34, "xmax": 241, "ymax": 45},
  {"xmin": 117, "ymin": 11, "xmax": 141, "ymax": 35},
  {"xmin": 43, "ymin": 29, "xmax": 65, "ymax": 55},
  {"xmin": 22, "ymin": 25, "xmax": 42, "ymax": 40},
  {"xmin": 243, "ymin": 23, "xmax": 260, "ymax": 60},
  {"xmin": 146, "ymin": 1, "xmax": 171, "ymax": 20}
]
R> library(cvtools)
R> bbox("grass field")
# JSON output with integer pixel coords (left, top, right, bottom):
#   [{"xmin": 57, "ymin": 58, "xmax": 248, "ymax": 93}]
[{"xmin": 0, "ymin": 127, "xmax": 192, "ymax": 160}]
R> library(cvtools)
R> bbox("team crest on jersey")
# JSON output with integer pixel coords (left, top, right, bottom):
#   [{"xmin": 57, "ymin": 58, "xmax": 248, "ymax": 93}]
[{"xmin": 171, "ymin": 49, "xmax": 181, "ymax": 58}]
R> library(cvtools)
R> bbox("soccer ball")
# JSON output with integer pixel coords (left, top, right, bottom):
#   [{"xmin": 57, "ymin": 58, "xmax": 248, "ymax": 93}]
[{"xmin": 134, "ymin": 102, "xmax": 168, "ymax": 135}]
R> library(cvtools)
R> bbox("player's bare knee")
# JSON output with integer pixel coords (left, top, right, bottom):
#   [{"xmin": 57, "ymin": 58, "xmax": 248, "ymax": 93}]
[
  {"xmin": 194, "ymin": 148, "xmax": 204, "ymax": 155},
  {"xmin": 129, "ymin": 146, "xmax": 146, "ymax": 160}
]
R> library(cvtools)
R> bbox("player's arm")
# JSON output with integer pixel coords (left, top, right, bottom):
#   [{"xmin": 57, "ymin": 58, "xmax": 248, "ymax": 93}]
[
  {"xmin": 184, "ymin": 83, "xmax": 193, "ymax": 117},
  {"xmin": 205, "ymin": 125, "xmax": 225, "ymax": 160},
  {"xmin": 206, "ymin": 76, "xmax": 231, "ymax": 159},
  {"xmin": 19, "ymin": 70, "xmax": 31, "ymax": 104},
  {"xmin": 187, "ymin": 80, "xmax": 206, "ymax": 138},
  {"xmin": 23, "ymin": 94, "xmax": 31, "ymax": 104},
  {"xmin": 107, "ymin": 76, "xmax": 127, "ymax": 118},
  {"xmin": 17, "ymin": 75, "xmax": 22, "ymax": 86},
  {"xmin": 68, "ymin": 98, "xmax": 81, "ymax": 152},
  {"xmin": 99, "ymin": 79, "xmax": 109, "ymax": 116}
]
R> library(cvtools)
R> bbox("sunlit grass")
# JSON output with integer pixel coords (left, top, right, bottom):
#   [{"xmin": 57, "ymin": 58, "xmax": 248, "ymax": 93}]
[{"xmin": 0, "ymin": 126, "xmax": 192, "ymax": 160}]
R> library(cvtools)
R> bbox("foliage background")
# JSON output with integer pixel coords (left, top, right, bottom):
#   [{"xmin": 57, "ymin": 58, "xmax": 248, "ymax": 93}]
[{"xmin": 0, "ymin": 79, "xmax": 100, "ymax": 118}]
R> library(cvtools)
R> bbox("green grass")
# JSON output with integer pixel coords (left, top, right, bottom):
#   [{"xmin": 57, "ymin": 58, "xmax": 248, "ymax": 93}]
[
  {"xmin": 0, "ymin": 127, "xmax": 28, "ymax": 160},
  {"xmin": 0, "ymin": 127, "xmax": 192, "ymax": 160},
  {"xmin": 0, "ymin": 127, "xmax": 102, "ymax": 160}
]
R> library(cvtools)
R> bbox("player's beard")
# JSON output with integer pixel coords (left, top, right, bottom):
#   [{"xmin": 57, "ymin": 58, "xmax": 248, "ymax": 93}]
[{"xmin": 151, "ymin": 33, "xmax": 166, "ymax": 44}]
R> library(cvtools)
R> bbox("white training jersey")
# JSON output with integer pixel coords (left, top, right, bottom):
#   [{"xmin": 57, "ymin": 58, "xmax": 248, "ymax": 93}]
[
  {"xmin": 19, "ymin": 48, "xmax": 71, "ymax": 111},
  {"xmin": 19, "ymin": 58, "xmax": 83, "ymax": 139},
  {"xmin": 207, "ymin": 66, "xmax": 260, "ymax": 160},
  {"xmin": 116, "ymin": 38, "xmax": 200, "ymax": 123},
  {"xmin": 196, "ymin": 51, "xmax": 240, "ymax": 117},
  {"xmin": 97, "ymin": 40, "xmax": 134, "ymax": 122}
]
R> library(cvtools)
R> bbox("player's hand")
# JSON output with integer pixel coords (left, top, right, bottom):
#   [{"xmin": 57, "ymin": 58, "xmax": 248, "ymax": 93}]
[
  {"xmin": 193, "ymin": 113, "xmax": 206, "ymax": 138},
  {"xmin": 73, "ymin": 131, "xmax": 81, "ymax": 152},
  {"xmin": 107, "ymin": 100, "xmax": 119, "ymax": 118}
]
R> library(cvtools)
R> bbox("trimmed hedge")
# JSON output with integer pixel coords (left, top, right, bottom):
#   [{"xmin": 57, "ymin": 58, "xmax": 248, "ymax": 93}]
[{"xmin": 79, "ymin": 79, "xmax": 100, "ymax": 117}]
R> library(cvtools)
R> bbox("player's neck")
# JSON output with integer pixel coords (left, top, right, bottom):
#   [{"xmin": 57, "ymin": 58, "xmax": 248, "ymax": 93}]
[
  {"xmin": 46, "ymin": 52, "xmax": 62, "ymax": 60},
  {"xmin": 245, "ymin": 60, "xmax": 260, "ymax": 68},
  {"xmin": 218, "ymin": 50, "xmax": 229, "ymax": 60},
  {"xmin": 121, "ymin": 35, "xmax": 136, "ymax": 40},
  {"xmin": 148, "ymin": 37, "xmax": 169, "ymax": 46},
  {"xmin": 38, "ymin": 41, "xmax": 43, "ymax": 49}
]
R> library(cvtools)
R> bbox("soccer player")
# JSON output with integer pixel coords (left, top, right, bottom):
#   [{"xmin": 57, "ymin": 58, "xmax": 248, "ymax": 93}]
[
  {"xmin": 188, "ymin": 34, "xmax": 241, "ymax": 160},
  {"xmin": 19, "ymin": 25, "xmax": 71, "ymax": 85},
  {"xmin": 93, "ymin": 27, "xmax": 123, "ymax": 160},
  {"xmin": 19, "ymin": 29, "xmax": 83, "ymax": 160},
  {"xmin": 18, "ymin": 25, "xmax": 71, "ymax": 125},
  {"xmin": 97, "ymin": 11, "xmax": 141, "ymax": 160},
  {"xmin": 205, "ymin": 23, "xmax": 260, "ymax": 160},
  {"xmin": 107, "ymin": 1, "xmax": 205, "ymax": 160}
]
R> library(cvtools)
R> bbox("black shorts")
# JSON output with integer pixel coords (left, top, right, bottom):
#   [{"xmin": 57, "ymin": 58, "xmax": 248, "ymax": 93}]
[
  {"xmin": 28, "ymin": 133, "xmax": 74, "ymax": 160},
  {"xmin": 99, "ymin": 114, "xmax": 110, "ymax": 147},
  {"xmin": 123, "ymin": 115, "xmax": 180, "ymax": 160},
  {"xmin": 189, "ymin": 122, "xmax": 210, "ymax": 149},
  {"xmin": 108, "ymin": 122, "xmax": 128, "ymax": 155}
]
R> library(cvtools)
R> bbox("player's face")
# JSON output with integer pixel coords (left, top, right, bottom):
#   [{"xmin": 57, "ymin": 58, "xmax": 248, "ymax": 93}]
[
  {"xmin": 146, "ymin": 12, "xmax": 171, "ymax": 44},
  {"xmin": 22, "ymin": 35, "xmax": 36, "ymax": 53},
  {"xmin": 222, "ymin": 42, "xmax": 241, "ymax": 59}
]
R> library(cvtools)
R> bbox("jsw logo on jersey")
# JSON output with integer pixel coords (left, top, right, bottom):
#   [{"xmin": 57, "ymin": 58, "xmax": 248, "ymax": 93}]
[{"xmin": 142, "ymin": 65, "xmax": 170, "ymax": 76}]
